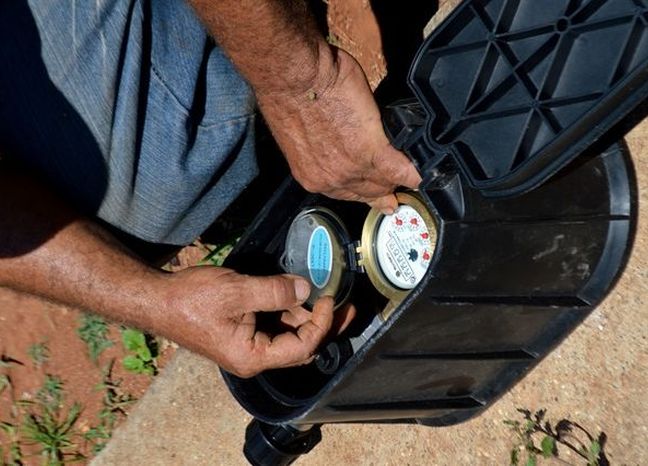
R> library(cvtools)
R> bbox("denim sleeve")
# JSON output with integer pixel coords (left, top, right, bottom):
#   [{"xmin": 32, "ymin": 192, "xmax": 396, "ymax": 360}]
[{"xmin": 0, "ymin": 0, "xmax": 258, "ymax": 245}]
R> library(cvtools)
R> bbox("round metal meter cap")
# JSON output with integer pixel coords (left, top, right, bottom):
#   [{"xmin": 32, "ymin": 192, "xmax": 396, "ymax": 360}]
[
  {"xmin": 281, "ymin": 208, "xmax": 353, "ymax": 309},
  {"xmin": 359, "ymin": 192, "xmax": 437, "ymax": 302}
]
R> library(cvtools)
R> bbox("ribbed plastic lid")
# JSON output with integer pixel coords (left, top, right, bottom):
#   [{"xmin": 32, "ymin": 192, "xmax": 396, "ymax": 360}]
[{"xmin": 410, "ymin": 0, "xmax": 648, "ymax": 197}]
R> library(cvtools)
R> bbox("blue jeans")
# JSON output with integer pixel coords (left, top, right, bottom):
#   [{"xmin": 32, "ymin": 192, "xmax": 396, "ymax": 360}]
[{"xmin": 0, "ymin": 0, "xmax": 258, "ymax": 245}]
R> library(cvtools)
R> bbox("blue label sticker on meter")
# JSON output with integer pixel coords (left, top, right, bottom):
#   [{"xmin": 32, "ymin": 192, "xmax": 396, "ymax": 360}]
[{"xmin": 307, "ymin": 226, "xmax": 333, "ymax": 289}]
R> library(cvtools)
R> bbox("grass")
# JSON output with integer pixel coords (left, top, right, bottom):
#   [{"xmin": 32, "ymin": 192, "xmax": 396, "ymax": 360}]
[
  {"xmin": 0, "ymin": 362, "xmax": 138, "ymax": 464},
  {"xmin": 0, "ymin": 421, "xmax": 23, "ymax": 465},
  {"xmin": 20, "ymin": 399, "xmax": 84, "ymax": 465},
  {"xmin": 199, "ymin": 239, "xmax": 237, "ymax": 267},
  {"xmin": 1, "ymin": 244, "xmax": 219, "ymax": 462},
  {"xmin": 84, "ymin": 360, "xmax": 137, "ymax": 454},
  {"xmin": 1, "ymin": 343, "xmax": 140, "ymax": 463},
  {"xmin": 0, "ymin": 354, "xmax": 21, "ymax": 410},
  {"xmin": 27, "ymin": 342, "xmax": 50, "ymax": 369},
  {"xmin": 0, "ymin": 374, "xmax": 9, "ymax": 398},
  {"xmin": 76, "ymin": 314, "xmax": 114, "ymax": 364},
  {"xmin": 505, "ymin": 408, "xmax": 608, "ymax": 466},
  {"xmin": 0, "ymin": 375, "xmax": 85, "ymax": 465},
  {"xmin": 36, "ymin": 375, "xmax": 64, "ymax": 413},
  {"xmin": 121, "ymin": 328, "xmax": 158, "ymax": 376}
]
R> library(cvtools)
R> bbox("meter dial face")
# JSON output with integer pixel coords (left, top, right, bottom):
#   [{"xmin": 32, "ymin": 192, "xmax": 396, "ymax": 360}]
[
  {"xmin": 281, "ymin": 209, "xmax": 353, "ymax": 309},
  {"xmin": 374, "ymin": 205, "xmax": 434, "ymax": 290},
  {"xmin": 358, "ymin": 192, "xmax": 437, "ymax": 305}
]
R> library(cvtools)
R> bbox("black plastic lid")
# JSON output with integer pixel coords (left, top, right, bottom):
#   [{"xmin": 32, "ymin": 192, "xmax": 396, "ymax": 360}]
[{"xmin": 409, "ymin": 0, "xmax": 648, "ymax": 197}]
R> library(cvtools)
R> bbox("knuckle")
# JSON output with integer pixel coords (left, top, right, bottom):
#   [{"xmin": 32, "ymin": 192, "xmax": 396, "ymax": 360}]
[
  {"xmin": 303, "ymin": 185, "xmax": 317, "ymax": 194},
  {"xmin": 231, "ymin": 361, "xmax": 258, "ymax": 379},
  {"xmin": 299, "ymin": 178, "xmax": 322, "ymax": 194},
  {"xmin": 219, "ymin": 279, "xmax": 245, "ymax": 312},
  {"xmin": 269, "ymin": 278, "xmax": 294, "ymax": 307},
  {"xmin": 329, "ymin": 177, "xmax": 349, "ymax": 191}
]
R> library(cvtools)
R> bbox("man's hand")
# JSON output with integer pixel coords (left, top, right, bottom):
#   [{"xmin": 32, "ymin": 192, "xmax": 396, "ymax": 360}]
[
  {"xmin": 257, "ymin": 47, "xmax": 421, "ymax": 212},
  {"xmin": 189, "ymin": 0, "xmax": 422, "ymax": 211},
  {"xmin": 161, "ymin": 267, "xmax": 355, "ymax": 378},
  {"xmin": 0, "ymin": 169, "xmax": 354, "ymax": 378}
]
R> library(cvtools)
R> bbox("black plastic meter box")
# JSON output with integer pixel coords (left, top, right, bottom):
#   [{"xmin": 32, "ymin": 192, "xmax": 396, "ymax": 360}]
[{"xmin": 222, "ymin": 1, "xmax": 643, "ymax": 464}]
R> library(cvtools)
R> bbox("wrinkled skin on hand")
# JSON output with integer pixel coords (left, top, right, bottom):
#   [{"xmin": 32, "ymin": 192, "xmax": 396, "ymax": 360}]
[
  {"xmin": 257, "ymin": 48, "xmax": 422, "ymax": 213},
  {"xmin": 182, "ymin": 2, "xmax": 419, "ymax": 370},
  {"xmin": 161, "ymin": 267, "xmax": 355, "ymax": 378}
]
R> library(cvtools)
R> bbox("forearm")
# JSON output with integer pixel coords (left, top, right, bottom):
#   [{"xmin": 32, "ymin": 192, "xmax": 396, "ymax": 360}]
[
  {"xmin": 0, "ymin": 166, "xmax": 339, "ymax": 376},
  {"xmin": 188, "ymin": 0, "xmax": 333, "ymax": 96},
  {"xmin": 0, "ymin": 167, "xmax": 168, "ymax": 332}
]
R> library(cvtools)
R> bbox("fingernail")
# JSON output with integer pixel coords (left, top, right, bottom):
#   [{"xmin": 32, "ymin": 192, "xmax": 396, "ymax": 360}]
[
  {"xmin": 295, "ymin": 279, "xmax": 311, "ymax": 302},
  {"xmin": 381, "ymin": 207, "xmax": 395, "ymax": 215}
]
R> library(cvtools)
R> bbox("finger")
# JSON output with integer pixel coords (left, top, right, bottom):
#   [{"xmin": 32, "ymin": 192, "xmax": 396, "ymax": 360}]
[
  {"xmin": 238, "ymin": 274, "xmax": 311, "ymax": 313},
  {"xmin": 260, "ymin": 296, "xmax": 335, "ymax": 369},
  {"xmin": 295, "ymin": 296, "xmax": 335, "ymax": 349},
  {"xmin": 373, "ymin": 145, "xmax": 422, "ymax": 190},
  {"xmin": 279, "ymin": 306, "xmax": 312, "ymax": 328},
  {"xmin": 281, "ymin": 301, "xmax": 355, "ymax": 335},
  {"xmin": 368, "ymin": 194, "xmax": 399, "ymax": 214},
  {"xmin": 325, "ymin": 178, "xmax": 393, "ymax": 203},
  {"xmin": 332, "ymin": 302, "xmax": 356, "ymax": 335}
]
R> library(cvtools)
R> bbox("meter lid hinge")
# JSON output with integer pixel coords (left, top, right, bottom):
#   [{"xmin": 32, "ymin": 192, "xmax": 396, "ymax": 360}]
[
  {"xmin": 383, "ymin": 99, "xmax": 447, "ymax": 174},
  {"xmin": 347, "ymin": 240, "xmax": 365, "ymax": 274}
]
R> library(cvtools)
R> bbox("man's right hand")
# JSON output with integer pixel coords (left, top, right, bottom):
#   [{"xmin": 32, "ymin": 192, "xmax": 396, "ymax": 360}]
[
  {"xmin": 159, "ymin": 267, "xmax": 355, "ymax": 378},
  {"xmin": 256, "ymin": 47, "xmax": 421, "ymax": 213}
]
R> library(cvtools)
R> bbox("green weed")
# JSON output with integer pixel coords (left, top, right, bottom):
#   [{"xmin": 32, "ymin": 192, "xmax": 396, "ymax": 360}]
[
  {"xmin": 21, "ymin": 401, "xmax": 84, "ymax": 465},
  {"xmin": 2, "ymin": 336, "xmax": 143, "ymax": 463},
  {"xmin": 12, "ymin": 375, "xmax": 85, "ymax": 465},
  {"xmin": 0, "ymin": 374, "xmax": 10, "ymax": 398},
  {"xmin": 0, "ymin": 369, "xmax": 9, "ymax": 393},
  {"xmin": 0, "ymin": 354, "xmax": 21, "ymax": 405},
  {"xmin": 85, "ymin": 360, "xmax": 136, "ymax": 454},
  {"xmin": 36, "ymin": 375, "xmax": 64, "ymax": 413},
  {"xmin": 96, "ymin": 361, "xmax": 137, "ymax": 419},
  {"xmin": 121, "ymin": 328, "xmax": 158, "ymax": 376},
  {"xmin": 77, "ymin": 313, "xmax": 113, "ymax": 364},
  {"xmin": 199, "ymin": 239, "xmax": 237, "ymax": 267},
  {"xmin": 0, "ymin": 421, "xmax": 24, "ymax": 465},
  {"xmin": 27, "ymin": 342, "xmax": 50, "ymax": 369},
  {"xmin": 82, "ymin": 424, "xmax": 111, "ymax": 456},
  {"xmin": 505, "ymin": 408, "xmax": 607, "ymax": 466}
]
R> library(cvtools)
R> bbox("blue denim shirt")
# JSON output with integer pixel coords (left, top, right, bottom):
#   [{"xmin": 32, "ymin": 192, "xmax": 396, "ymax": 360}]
[{"xmin": 0, "ymin": 0, "xmax": 258, "ymax": 245}]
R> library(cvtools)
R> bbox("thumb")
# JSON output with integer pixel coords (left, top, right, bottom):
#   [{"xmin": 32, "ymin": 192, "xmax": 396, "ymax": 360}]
[
  {"xmin": 239, "ymin": 274, "xmax": 311, "ymax": 312},
  {"xmin": 373, "ymin": 144, "xmax": 422, "ymax": 190}
]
